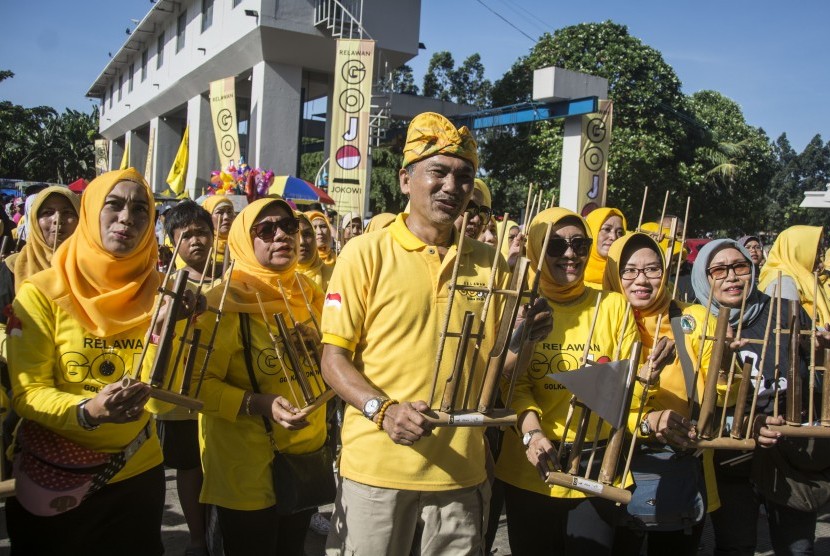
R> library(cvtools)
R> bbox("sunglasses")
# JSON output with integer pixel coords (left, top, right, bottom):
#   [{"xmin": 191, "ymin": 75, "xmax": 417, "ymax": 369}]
[
  {"xmin": 464, "ymin": 202, "xmax": 492, "ymax": 221},
  {"xmin": 706, "ymin": 261, "xmax": 752, "ymax": 281},
  {"xmin": 546, "ymin": 236, "xmax": 592, "ymax": 257},
  {"xmin": 250, "ymin": 218, "xmax": 300, "ymax": 241}
]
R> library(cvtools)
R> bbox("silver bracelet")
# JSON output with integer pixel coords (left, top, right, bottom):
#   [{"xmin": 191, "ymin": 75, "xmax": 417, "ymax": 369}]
[{"xmin": 77, "ymin": 399, "xmax": 99, "ymax": 431}]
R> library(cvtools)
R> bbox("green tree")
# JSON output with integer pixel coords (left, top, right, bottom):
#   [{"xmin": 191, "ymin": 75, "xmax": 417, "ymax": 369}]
[
  {"xmin": 451, "ymin": 54, "xmax": 492, "ymax": 108},
  {"xmin": 389, "ymin": 64, "xmax": 419, "ymax": 94},
  {"xmin": 422, "ymin": 52, "xmax": 455, "ymax": 101}
]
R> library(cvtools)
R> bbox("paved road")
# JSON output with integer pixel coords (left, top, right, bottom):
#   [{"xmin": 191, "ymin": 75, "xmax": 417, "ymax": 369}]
[{"xmin": 1, "ymin": 468, "xmax": 827, "ymax": 555}]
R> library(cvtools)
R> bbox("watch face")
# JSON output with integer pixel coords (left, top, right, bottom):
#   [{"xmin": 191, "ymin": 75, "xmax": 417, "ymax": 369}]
[
  {"xmin": 364, "ymin": 398, "xmax": 381, "ymax": 416},
  {"xmin": 522, "ymin": 432, "xmax": 532, "ymax": 447}
]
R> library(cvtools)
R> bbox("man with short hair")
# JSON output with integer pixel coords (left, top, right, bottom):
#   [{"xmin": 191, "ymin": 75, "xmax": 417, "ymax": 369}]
[{"xmin": 321, "ymin": 112, "xmax": 549, "ymax": 555}]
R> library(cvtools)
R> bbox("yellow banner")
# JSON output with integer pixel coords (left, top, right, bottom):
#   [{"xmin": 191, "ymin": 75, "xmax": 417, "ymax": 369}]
[
  {"xmin": 327, "ymin": 39, "xmax": 375, "ymax": 218},
  {"xmin": 144, "ymin": 127, "xmax": 155, "ymax": 183},
  {"xmin": 209, "ymin": 77, "xmax": 241, "ymax": 170},
  {"xmin": 576, "ymin": 99, "xmax": 613, "ymax": 216},
  {"xmin": 167, "ymin": 125, "xmax": 189, "ymax": 197}
]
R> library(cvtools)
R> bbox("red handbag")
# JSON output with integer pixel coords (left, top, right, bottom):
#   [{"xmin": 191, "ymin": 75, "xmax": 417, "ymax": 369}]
[{"xmin": 13, "ymin": 419, "xmax": 150, "ymax": 516}]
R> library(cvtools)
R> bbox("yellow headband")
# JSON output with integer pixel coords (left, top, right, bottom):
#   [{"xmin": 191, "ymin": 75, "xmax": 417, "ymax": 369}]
[{"xmin": 401, "ymin": 112, "xmax": 478, "ymax": 171}]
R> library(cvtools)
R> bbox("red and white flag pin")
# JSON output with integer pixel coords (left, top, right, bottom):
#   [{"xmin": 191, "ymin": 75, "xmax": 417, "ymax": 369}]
[{"xmin": 324, "ymin": 293, "xmax": 342, "ymax": 309}]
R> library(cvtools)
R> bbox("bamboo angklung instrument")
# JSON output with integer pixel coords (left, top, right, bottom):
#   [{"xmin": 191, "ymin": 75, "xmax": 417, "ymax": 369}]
[
  {"xmin": 696, "ymin": 310, "xmax": 731, "ymax": 439},
  {"xmin": 275, "ymin": 277, "xmax": 334, "ymax": 413},
  {"xmin": 254, "ymin": 292, "xmax": 331, "ymax": 418},
  {"xmin": 544, "ymin": 342, "xmax": 642, "ymax": 505},
  {"xmin": 192, "ymin": 260, "xmax": 235, "ymax": 399},
  {"xmin": 122, "ymin": 269, "xmax": 203, "ymax": 410},
  {"xmin": 423, "ymin": 213, "xmax": 532, "ymax": 427}
]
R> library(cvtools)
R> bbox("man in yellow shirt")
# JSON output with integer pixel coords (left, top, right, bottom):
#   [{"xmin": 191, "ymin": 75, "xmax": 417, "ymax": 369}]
[{"xmin": 322, "ymin": 112, "xmax": 537, "ymax": 555}]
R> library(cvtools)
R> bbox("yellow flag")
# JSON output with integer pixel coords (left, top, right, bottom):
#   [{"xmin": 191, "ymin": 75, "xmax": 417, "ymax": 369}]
[
  {"xmin": 166, "ymin": 126, "xmax": 189, "ymax": 197},
  {"xmin": 119, "ymin": 140, "xmax": 130, "ymax": 170}
]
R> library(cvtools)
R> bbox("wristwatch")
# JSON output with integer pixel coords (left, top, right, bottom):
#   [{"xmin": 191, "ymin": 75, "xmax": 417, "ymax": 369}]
[
  {"xmin": 639, "ymin": 414, "xmax": 653, "ymax": 437},
  {"xmin": 362, "ymin": 396, "xmax": 389, "ymax": 421},
  {"xmin": 522, "ymin": 429, "xmax": 543, "ymax": 447}
]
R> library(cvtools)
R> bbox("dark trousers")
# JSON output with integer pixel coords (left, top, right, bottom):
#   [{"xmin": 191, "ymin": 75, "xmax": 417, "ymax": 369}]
[
  {"xmin": 217, "ymin": 505, "xmax": 314, "ymax": 556},
  {"xmin": 503, "ymin": 482, "xmax": 619, "ymax": 555},
  {"xmin": 7, "ymin": 464, "xmax": 165, "ymax": 556},
  {"xmin": 613, "ymin": 520, "xmax": 705, "ymax": 556},
  {"xmin": 710, "ymin": 469, "xmax": 759, "ymax": 556},
  {"xmin": 764, "ymin": 499, "xmax": 817, "ymax": 556}
]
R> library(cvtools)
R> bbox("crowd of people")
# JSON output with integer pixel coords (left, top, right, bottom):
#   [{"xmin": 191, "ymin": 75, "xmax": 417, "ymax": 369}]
[{"xmin": 0, "ymin": 110, "xmax": 827, "ymax": 556}]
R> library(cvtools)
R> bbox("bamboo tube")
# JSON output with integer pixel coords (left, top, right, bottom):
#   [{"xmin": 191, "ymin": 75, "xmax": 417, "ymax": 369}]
[
  {"xmin": 786, "ymin": 300, "xmax": 802, "ymax": 425},
  {"xmin": 747, "ymin": 283, "xmax": 778, "ymax": 434},
  {"xmin": 637, "ymin": 186, "xmax": 648, "ymax": 231},
  {"xmin": 697, "ymin": 310, "xmax": 731, "ymax": 438}
]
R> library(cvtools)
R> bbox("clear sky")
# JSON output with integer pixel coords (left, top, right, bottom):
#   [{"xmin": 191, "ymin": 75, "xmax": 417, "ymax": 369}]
[{"xmin": 2, "ymin": 0, "xmax": 827, "ymax": 152}]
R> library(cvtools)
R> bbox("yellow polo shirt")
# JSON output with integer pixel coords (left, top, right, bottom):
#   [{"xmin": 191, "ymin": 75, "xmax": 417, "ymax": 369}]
[
  {"xmin": 196, "ymin": 299, "xmax": 328, "ymax": 510},
  {"xmin": 495, "ymin": 289, "xmax": 639, "ymax": 498},
  {"xmin": 8, "ymin": 282, "xmax": 163, "ymax": 482},
  {"xmin": 322, "ymin": 214, "xmax": 508, "ymax": 491}
]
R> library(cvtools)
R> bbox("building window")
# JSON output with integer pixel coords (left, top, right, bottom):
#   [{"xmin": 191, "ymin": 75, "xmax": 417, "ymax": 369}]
[
  {"xmin": 128, "ymin": 63, "xmax": 134, "ymax": 92},
  {"xmin": 118, "ymin": 74, "xmax": 123, "ymax": 101},
  {"xmin": 141, "ymin": 50, "xmax": 148, "ymax": 81},
  {"xmin": 157, "ymin": 32, "xmax": 165, "ymax": 68},
  {"xmin": 176, "ymin": 12, "xmax": 187, "ymax": 52},
  {"xmin": 232, "ymin": 0, "xmax": 242, "ymax": 7},
  {"xmin": 201, "ymin": 0, "xmax": 213, "ymax": 32},
  {"xmin": 101, "ymin": 95, "xmax": 105, "ymax": 115},
  {"xmin": 109, "ymin": 84, "xmax": 113, "ymax": 108}
]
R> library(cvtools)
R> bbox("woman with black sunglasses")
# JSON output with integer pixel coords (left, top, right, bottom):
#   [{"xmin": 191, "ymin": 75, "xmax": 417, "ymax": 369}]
[
  {"xmin": 195, "ymin": 197, "xmax": 327, "ymax": 556},
  {"xmin": 494, "ymin": 207, "xmax": 639, "ymax": 555},
  {"xmin": 690, "ymin": 239, "xmax": 830, "ymax": 556}
]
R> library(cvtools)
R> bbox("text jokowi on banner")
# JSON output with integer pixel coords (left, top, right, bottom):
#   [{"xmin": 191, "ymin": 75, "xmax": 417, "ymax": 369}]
[
  {"xmin": 327, "ymin": 39, "xmax": 375, "ymax": 218},
  {"xmin": 576, "ymin": 99, "xmax": 613, "ymax": 216},
  {"xmin": 209, "ymin": 77, "xmax": 241, "ymax": 170}
]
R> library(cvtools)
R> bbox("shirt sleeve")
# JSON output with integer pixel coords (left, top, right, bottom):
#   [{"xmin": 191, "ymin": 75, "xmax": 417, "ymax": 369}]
[
  {"xmin": 320, "ymin": 243, "xmax": 369, "ymax": 353},
  {"xmin": 196, "ymin": 311, "xmax": 246, "ymax": 422},
  {"xmin": 8, "ymin": 284, "xmax": 84, "ymax": 431}
]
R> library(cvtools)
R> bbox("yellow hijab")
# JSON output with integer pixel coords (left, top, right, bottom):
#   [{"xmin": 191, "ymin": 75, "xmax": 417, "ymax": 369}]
[
  {"xmin": 27, "ymin": 168, "xmax": 159, "ymax": 337},
  {"xmin": 526, "ymin": 207, "xmax": 590, "ymax": 303},
  {"xmin": 296, "ymin": 213, "xmax": 328, "ymax": 287},
  {"xmin": 202, "ymin": 195, "xmax": 234, "ymax": 263},
  {"xmin": 306, "ymin": 210, "xmax": 336, "ymax": 266},
  {"xmin": 759, "ymin": 225, "xmax": 830, "ymax": 324},
  {"xmin": 218, "ymin": 197, "xmax": 318, "ymax": 317},
  {"xmin": 13, "ymin": 186, "xmax": 80, "ymax": 292},
  {"xmin": 584, "ymin": 207, "xmax": 627, "ymax": 285},
  {"xmin": 498, "ymin": 219, "xmax": 519, "ymax": 259},
  {"xmin": 603, "ymin": 232, "xmax": 670, "ymax": 349}
]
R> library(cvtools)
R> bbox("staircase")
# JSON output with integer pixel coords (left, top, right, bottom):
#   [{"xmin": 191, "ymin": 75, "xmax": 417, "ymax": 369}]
[{"xmin": 313, "ymin": 0, "xmax": 369, "ymax": 39}]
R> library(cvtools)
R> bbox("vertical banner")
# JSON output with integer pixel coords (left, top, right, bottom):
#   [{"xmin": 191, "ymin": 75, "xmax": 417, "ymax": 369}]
[
  {"xmin": 94, "ymin": 139, "xmax": 109, "ymax": 175},
  {"xmin": 209, "ymin": 77, "xmax": 241, "ymax": 170},
  {"xmin": 576, "ymin": 99, "xmax": 613, "ymax": 216},
  {"xmin": 327, "ymin": 39, "xmax": 375, "ymax": 218}
]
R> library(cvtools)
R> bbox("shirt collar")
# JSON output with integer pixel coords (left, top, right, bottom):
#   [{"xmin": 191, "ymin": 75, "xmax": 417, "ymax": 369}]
[{"xmin": 389, "ymin": 213, "xmax": 473, "ymax": 254}]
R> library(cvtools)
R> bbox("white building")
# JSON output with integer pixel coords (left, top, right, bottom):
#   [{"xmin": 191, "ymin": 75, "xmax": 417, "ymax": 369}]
[{"xmin": 86, "ymin": 0, "xmax": 422, "ymax": 197}]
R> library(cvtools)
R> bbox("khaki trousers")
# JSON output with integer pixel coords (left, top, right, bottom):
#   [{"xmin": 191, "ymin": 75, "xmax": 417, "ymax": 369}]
[{"xmin": 325, "ymin": 477, "xmax": 490, "ymax": 556}]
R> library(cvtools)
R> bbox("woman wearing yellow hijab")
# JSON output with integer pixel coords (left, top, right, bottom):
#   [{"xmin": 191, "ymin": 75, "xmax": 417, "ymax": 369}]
[
  {"xmin": 603, "ymin": 232, "xmax": 722, "ymax": 554},
  {"xmin": 196, "ymin": 197, "xmax": 326, "ymax": 554},
  {"xmin": 306, "ymin": 209, "xmax": 336, "ymax": 266},
  {"xmin": 494, "ymin": 207, "xmax": 638, "ymax": 555},
  {"xmin": 202, "ymin": 195, "xmax": 236, "ymax": 268},
  {"xmin": 296, "ymin": 212, "xmax": 333, "ymax": 291},
  {"xmin": 584, "ymin": 207, "xmax": 626, "ymax": 288},
  {"xmin": 758, "ymin": 225, "xmax": 830, "ymax": 326},
  {"xmin": 7, "ymin": 168, "xmax": 168, "ymax": 554},
  {"xmin": 9, "ymin": 186, "xmax": 81, "ymax": 291}
]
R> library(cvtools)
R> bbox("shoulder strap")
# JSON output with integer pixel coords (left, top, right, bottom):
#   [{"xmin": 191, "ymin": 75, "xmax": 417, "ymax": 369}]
[
  {"xmin": 669, "ymin": 304, "xmax": 697, "ymax": 404},
  {"xmin": 239, "ymin": 313, "xmax": 276, "ymax": 441}
]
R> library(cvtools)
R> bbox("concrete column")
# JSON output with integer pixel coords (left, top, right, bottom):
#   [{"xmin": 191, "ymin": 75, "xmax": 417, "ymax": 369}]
[
  {"xmin": 187, "ymin": 93, "xmax": 219, "ymax": 198},
  {"xmin": 558, "ymin": 118, "xmax": 582, "ymax": 212},
  {"xmin": 109, "ymin": 139, "xmax": 125, "ymax": 172},
  {"xmin": 131, "ymin": 128, "xmax": 149, "ymax": 176},
  {"xmin": 249, "ymin": 60, "xmax": 302, "ymax": 175},
  {"xmin": 151, "ymin": 116, "xmax": 181, "ymax": 195}
]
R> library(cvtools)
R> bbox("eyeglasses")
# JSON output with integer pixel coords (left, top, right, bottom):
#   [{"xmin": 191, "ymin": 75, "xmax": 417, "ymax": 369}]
[
  {"xmin": 745, "ymin": 244, "xmax": 762, "ymax": 252},
  {"xmin": 621, "ymin": 266, "xmax": 664, "ymax": 281},
  {"xmin": 250, "ymin": 218, "xmax": 300, "ymax": 241},
  {"xmin": 706, "ymin": 261, "xmax": 752, "ymax": 280},
  {"xmin": 464, "ymin": 202, "xmax": 491, "ymax": 221},
  {"xmin": 546, "ymin": 236, "xmax": 592, "ymax": 257}
]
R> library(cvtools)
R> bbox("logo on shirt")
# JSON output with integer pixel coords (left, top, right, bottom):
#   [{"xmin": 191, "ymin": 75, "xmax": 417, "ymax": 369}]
[
  {"xmin": 680, "ymin": 315, "xmax": 696, "ymax": 334},
  {"xmin": 324, "ymin": 293, "xmax": 342, "ymax": 309}
]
